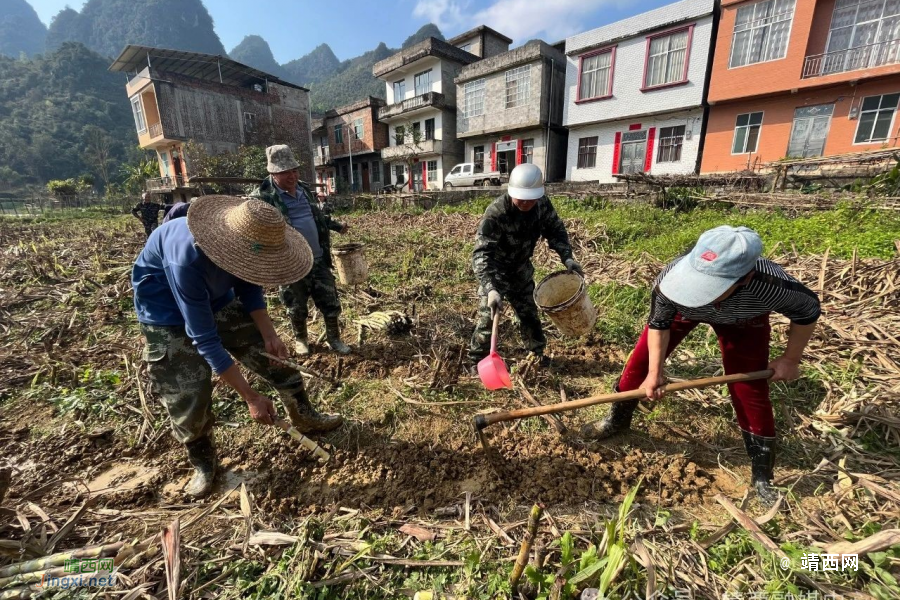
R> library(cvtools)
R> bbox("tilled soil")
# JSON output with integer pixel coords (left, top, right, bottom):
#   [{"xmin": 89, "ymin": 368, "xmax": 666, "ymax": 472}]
[{"xmin": 236, "ymin": 428, "xmax": 714, "ymax": 516}]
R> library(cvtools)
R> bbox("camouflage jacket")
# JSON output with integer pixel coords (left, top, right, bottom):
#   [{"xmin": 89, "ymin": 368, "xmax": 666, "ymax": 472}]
[
  {"xmin": 473, "ymin": 194, "xmax": 573, "ymax": 294},
  {"xmin": 249, "ymin": 176, "xmax": 344, "ymax": 268},
  {"xmin": 131, "ymin": 202, "xmax": 165, "ymax": 225}
]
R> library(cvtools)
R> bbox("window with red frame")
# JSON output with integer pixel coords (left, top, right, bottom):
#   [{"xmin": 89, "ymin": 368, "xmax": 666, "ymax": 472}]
[
  {"xmin": 578, "ymin": 50, "xmax": 613, "ymax": 100},
  {"xmin": 645, "ymin": 29, "xmax": 690, "ymax": 88}
]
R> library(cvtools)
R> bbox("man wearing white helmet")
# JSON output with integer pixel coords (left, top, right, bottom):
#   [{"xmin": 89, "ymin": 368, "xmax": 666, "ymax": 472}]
[{"xmin": 468, "ymin": 163, "xmax": 581, "ymax": 368}]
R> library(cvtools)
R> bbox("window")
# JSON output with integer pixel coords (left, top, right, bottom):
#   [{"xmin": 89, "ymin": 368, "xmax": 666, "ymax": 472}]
[
  {"xmin": 578, "ymin": 49, "xmax": 614, "ymax": 101},
  {"xmin": 577, "ymin": 137, "xmax": 598, "ymax": 169},
  {"xmin": 394, "ymin": 125, "xmax": 405, "ymax": 145},
  {"xmin": 463, "ymin": 79, "xmax": 485, "ymax": 118},
  {"xmin": 820, "ymin": 0, "xmax": 900, "ymax": 75},
  {"xmin": 645, "ymin": 28, "xmax": 691, "ymax": 88},
  {"xmin": 243, "ymin": 112, "xmax": 256, "ymax": 132},
  {"xmin": 657, "ymin": 126, "xmax": 686, "ymax": 162},
  {"xmin": 505, "ymin": 64, "xmax": 531, "ymax": 108},
  {"xmin": 393, "ymin": 79, "xmax": 406, "ymax": 102},
  {"xmin": 732, "ymin": 112, "xmax": 764, "ymax": 153},
  {"xmin": 394, "ymin": 164, "xmax": 406, "ymax": 184},
  {"xmin": 425, "ymin": 118, "xmax": 435, "ymax": 141},
  {"xmin": 412, "ymin": 121, "xmax": 421, "ymax": 141},
  {"xmin": 474, "ymin": 145, "xmax": 485, "ymax": 172},
  {"xmin": 730, "ymin": 0, "xmax": 796, "ymax": 68},
  {"xmin": 131, "ymin": 97, "xmax": 146, "ymax": 133},
  {"xmin": 334, "ymin": 123, "xmax": 344, "ymax": 144},
  {"xmin": 855, "ymin": 93, "xmax": 900, "ymax": 143},
  {"xmin": 459, "ymin": 42, "xmax": 473, "ymax": 53},
  {"xmin": 463, "ymin": 164, "xmax": 472, "ymax": 174},
  {"xmin": 426, "ymin": 160, "xmax": 438, "ymax": 182},
  {"xmin": 414, "ymin": 69, "xmax": 432, "ymax": 96},
  {"xmin": 372, "ymin": 161, "xmax": 381, "ymax": 182},
  {"xmin": 521, "ymin": 139, "xmax": 534, "ymax": 164},
  {"xmin": 353, "ymin": 118, "xmax": 363, "ymax": 140},
  {"xmin": 319, "ymin": 136, "xmax": 328, "ymax": 148},
  {"xmin": 159, "ymin": 151, "xmax": 170, "ymax": 176}
]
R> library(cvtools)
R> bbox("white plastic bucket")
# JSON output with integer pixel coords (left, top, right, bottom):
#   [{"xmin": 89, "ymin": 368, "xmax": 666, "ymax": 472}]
[
  {"xmin": 331, "ymin": 243, "xmax": 368, "ymax": 285},
  {"xmin": 533, "ymin": 271, "xmax": 597, "ymax": 337}
]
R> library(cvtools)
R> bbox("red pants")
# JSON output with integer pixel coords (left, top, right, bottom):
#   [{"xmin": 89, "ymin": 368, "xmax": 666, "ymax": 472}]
[{"xmin": 619, "ymin": 314, "xmax": 775, "ymax": 437}]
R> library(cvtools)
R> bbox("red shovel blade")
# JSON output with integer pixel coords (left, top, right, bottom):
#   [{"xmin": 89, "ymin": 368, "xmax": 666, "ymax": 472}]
[{"xmin": 478, "ymin": 350, "xmax": 512, "ymax": 390}]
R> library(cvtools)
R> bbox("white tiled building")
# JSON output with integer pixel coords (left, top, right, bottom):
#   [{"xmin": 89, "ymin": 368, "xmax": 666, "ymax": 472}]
[{"xmin": 562, "ymin": 0, "xmax": 716, "ymax": 183}]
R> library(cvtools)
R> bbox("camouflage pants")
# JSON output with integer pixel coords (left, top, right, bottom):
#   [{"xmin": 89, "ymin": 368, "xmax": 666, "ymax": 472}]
[
  {"xmin": 279, "ymin": 258, "xmax": 342, "ymax": 334},
  {"xmin": 143, "ymin": 222, "xmax": 158, "ymax": 237},
  {"xmin": 141, "ymin": 300, "xmax": 306, "ymax": 444},
  {"xmin": 468, "ymin": 270, "xmax": 546, "ymax": 363}
]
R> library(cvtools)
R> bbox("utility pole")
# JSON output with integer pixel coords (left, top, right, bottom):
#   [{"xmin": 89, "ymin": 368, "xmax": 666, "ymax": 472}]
[{"xmin": 348, "ymin": 121, "xmax": 355, "ymax": 193}]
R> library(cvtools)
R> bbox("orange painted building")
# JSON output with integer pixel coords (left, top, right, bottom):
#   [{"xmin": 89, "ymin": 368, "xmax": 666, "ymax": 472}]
[{"xmin": 702, "ymin": 0, "xmax": 900, "ymax": 173}]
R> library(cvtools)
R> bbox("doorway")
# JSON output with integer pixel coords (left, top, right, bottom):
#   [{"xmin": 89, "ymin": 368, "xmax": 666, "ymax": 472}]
[
  {"xmin": 362, "ymin": 162, "xmax": 370, "ymax": 192},
  {"xmin": 619, "ymin": 130, "xmax": 647, "ymax": 174},
  {"xmin": 495, "ymin": 140, "xmax": 517, "ymax": 174},
  {"xmin": 787, "ymin": 104, "xmax": 834, "ymax": 158}
]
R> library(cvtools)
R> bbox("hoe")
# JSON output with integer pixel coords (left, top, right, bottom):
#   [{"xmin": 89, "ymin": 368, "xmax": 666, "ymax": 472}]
[{"xmin": 473, "ymin": 370, "xmax": 774, "ymax": 453}]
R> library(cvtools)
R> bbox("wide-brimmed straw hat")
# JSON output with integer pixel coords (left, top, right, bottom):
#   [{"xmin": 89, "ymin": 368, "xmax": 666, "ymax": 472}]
[{"xmin": 187, "ymin": 196, "xmax": 312, "ymax": 286}]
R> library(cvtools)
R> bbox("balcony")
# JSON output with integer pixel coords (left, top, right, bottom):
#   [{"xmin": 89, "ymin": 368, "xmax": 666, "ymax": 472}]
[
  {"xmin": 314, "ymin": 147, "xmax": 331, "ymax": 167},
  {"xmin": 146, "ymin": 176, "xmax": 187, "ymax": 192},
  {"xmin": 381, "ymin": 138, "xmax": 442, "ymax": 161},
  {"xmin": 378, "ymin": 92, "xmax": 447, "ymax": 120},
  {"xmin": 148, "ymin": 122, "xmax": 163, "ymax": 139},
  {"xmin": 803, "ymin": 39, "xmax": 900, "ymax": 79}
]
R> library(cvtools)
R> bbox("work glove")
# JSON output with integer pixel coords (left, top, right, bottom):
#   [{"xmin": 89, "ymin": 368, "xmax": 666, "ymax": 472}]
[
  {"xmin": 487, "ymin": 290, "xmax": 503, "ymax": 312},
  {"xmin": 565, "ymin": 258, "xmax": 584, "ymax": 276}
]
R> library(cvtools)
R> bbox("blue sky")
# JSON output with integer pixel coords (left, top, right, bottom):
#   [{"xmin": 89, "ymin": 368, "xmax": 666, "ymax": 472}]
[{"xmin": 29, "ymin": 0, "xmax": 673, "ymax": 63}]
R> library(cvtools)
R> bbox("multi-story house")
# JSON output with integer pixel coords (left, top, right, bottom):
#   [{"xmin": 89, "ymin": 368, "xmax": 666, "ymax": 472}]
[
  {"xmin": 373, "ymin": 26, "xmax": 511, "ymax": 190},
  {"xmin": 563, "ymin": 0, "xmax": 717, "ymax": 183},
  {"xmin": 110, "ymin": 45, "xmax": 314, "ymax": 202},
  {"xmin": 454, "ymin": 40, "xmax": 568, "ymax": 184},
  {"xmin": 702, "ymin": 0, "xmax": 900, "ymax": 172},
  {"xmin": 312, "ymin": 97, "xmax": 389, "ymax": 194}
]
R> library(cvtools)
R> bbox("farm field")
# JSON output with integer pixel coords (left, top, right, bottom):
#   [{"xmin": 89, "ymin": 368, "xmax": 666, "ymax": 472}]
[{"xmin": 0, "ymin": 198, "xmax": 898, "ymax": 599}]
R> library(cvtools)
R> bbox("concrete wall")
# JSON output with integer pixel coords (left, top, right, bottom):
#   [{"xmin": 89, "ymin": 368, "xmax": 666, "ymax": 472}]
[
  {"xmin": 563, "ymin": 13, "xmax": 714, "ymax": 128},
  {"xmin": 483, "ymin": 33, "xmax": 511, "ymax": 59},
  {"xmin": 566, "ymin": 107, "xmax": 705, "ymax": 183}
]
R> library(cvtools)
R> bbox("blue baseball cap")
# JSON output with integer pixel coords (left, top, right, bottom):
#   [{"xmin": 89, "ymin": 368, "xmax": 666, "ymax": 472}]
[{"xmin": 659, "ymin": 226, "xmax": 763, "ymax": 308}]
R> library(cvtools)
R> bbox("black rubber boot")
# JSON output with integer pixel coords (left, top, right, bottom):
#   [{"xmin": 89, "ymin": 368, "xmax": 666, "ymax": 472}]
[
  {"xmin": 325, "ymin": 316, "xmax": 351, "ymax": 355},
  {"xmin": 529, "ymin": 352, "xmax": 551, "ymax": 368},
  {"xmin": 580, "ymin": 385, "xmax": 638, "ymax": 440},
  {"xmin": 294, "ymin": 320, "xmax": 310, "ymax": 356},
  {"xmin": 184, "ymin": 435, "xmax": 216, "ymax": 498},
  {"xmin": 741, "ymin": 429, "xmax": 779, "ymax": 506},
  {"xmin": 285, "ymin": 388, "xmax": 343, "ymax": 434}
]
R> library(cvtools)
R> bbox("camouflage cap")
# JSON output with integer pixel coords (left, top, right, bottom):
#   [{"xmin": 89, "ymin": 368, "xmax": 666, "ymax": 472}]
[{"xmin": 266, "ymin": 145, "xmax": 300, "ymax": 173}]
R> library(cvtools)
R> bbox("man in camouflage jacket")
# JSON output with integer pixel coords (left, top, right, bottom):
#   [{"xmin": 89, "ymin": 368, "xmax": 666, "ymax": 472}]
[
  {"xmin": 249, "ymin": 145, "xmax": 351, "ymax": 355},
  {"xmin": 132, "ymin": 193, "xmax": 166, "ymax": 237},
  {"xmin": 469, "ymin": 164, "xmax": 582, "ymax": 366}
]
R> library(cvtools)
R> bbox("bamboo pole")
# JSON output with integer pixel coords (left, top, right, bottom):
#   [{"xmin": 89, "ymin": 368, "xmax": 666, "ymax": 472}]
[
  {"xmin": 0, "ymin": 541, "xmax": 127, "ymax": 579},
  {"xmin": 509, "ymin": 504, "xmax": 543, "ymax": 591}
]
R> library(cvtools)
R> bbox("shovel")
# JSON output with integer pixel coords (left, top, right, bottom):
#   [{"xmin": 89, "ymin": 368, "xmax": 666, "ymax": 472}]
[{"xmin": 478, "ymin": 307, "xmax": 513, "ymax": 390}]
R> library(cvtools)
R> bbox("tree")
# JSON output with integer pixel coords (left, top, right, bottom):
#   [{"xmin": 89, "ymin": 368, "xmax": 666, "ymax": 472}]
[
  {"xmin": 83, "ymin": 125, "xmax": 113, "ymax": 192},
  {"xmin": 120, "ymin": 153, "xmax": 159, "ymax": 195}
]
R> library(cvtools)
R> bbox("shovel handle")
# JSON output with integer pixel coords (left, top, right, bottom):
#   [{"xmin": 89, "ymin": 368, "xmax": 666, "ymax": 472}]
[
  {"xmin": 489, "ymin": 307, "xmax": 501, "ymax": 354},
  {"xmin": 473, "ymin": 369, "xmax": 773, "ymax": 430}
]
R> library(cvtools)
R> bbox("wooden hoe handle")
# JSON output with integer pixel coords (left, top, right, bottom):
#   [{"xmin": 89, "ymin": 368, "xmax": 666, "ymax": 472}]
[{"xmin": 473, "ymin": 370, "xmax": 774, "ymax": 430}]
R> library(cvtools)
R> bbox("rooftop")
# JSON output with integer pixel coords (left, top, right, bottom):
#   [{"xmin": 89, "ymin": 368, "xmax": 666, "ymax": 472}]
[
  {"xmin": 447, "ymin": 25, "xmax": 513, "ymax": 46},
  {"xmin": 109, "ymin": 45, "xmax": 307, "ymax": 91},
  {"xmin": 565, "ymin": 0, "xmax": 715, "ymax": 55},
  {"xmin": 373, "ymin": 37, "xmax": 480, "ymax": 79},
  {"xmin": 325, "ymin": 96, "xmax": 386, "ymax": 118},
  {"xmin": 455, "ymin": 40, "xmax": 564, "ymax": 84}
]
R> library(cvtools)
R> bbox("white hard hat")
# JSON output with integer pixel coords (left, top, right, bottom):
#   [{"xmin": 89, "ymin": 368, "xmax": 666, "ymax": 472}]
[{"xmin": 507, "ymin": 163, "xmax": 544, "ymax": 200}]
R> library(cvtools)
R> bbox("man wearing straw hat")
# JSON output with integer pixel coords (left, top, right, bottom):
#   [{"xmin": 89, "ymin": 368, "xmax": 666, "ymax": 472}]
[
  {"xmin": 581, "ymin": 226, "xmax": 820, "ymax": 505},
  {"xmin": 250, "ymin": 145, "xmax": 352, "ymax": 356},
  {"xmin": 468, "ymin": 163, "xmax": 582, "ymax": 369},
  {"xmin": 132, "ymin": 197, "xmax": 344, "ymax": 498}
]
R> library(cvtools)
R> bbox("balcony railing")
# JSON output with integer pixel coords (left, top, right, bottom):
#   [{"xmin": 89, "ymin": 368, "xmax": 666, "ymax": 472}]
[
  {"xmin": 314, "ymin": 147, "xmax": 331, "ymax": 167},
  {"xmin": 148, "ymin": 122, "xmax": 163, "ymax": 138},
  {"xmin": 381, "ymin": 138, "xmax": 442, "ymax": 161},
  {"xmin": 146, "ymin": 176, "xmax": 186, "ymax": 191},
  {"xmin": 803, "ymin": 39, "xmax": 900, "ymax": 78},
  {"xmin": 378, "ymin": 92, "xmax": 447, "ymax": 120}
]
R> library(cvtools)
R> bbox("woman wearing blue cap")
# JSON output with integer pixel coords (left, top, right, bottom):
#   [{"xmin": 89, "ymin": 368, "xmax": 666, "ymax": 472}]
[{"xmin": 582, "ymin": 226, "xmax": 821, "ymax": 505}]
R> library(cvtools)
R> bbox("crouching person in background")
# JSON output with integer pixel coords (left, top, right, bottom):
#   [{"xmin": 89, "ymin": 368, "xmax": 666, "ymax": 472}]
[{"xmin": 132, "ymin": 197, "xmax": 343, "ymax": 498}]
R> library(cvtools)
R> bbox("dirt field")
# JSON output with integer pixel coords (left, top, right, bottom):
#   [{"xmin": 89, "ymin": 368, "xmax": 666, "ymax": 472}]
[{"xmin": 0, "ymin": 201, "xmax": 898, "ymax": 599}]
